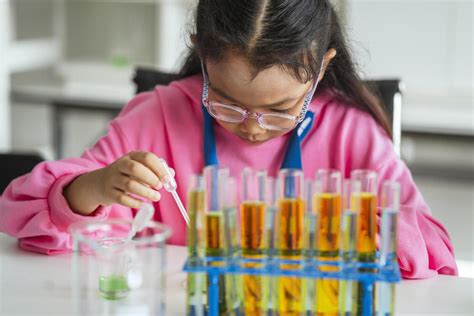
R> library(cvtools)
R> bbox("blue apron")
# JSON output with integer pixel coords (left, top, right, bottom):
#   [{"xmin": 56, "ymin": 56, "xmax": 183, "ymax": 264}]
[{"xmin": 202, "ymin": 107, "xmax": 315, "ymax": 169}]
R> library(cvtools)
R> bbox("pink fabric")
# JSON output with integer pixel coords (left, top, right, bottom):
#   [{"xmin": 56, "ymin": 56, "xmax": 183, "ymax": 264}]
[{"xmin": 0, "ymin": 74, "xmax": 457, "ymax": 278}]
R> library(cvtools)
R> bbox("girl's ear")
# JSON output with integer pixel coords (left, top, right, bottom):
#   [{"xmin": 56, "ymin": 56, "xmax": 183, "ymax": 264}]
[
  {"xmin": 190, "ymin": 34, "xmax": 198, "ymax": 46},
  {"xmin": 318, "ymin": 48, "xmax": 337, "ymax": 81}
]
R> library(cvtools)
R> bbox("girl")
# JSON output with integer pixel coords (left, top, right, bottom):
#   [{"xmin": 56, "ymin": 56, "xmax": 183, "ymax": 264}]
[{"xmin": 0, "ymin": 0, "xmax": 456, "ymax": 279}]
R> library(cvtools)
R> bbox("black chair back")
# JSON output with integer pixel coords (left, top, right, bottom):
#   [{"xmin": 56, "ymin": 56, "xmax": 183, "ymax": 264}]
[{"xmin": 0, "ymin": 153, "xmax": 44, "ymax": 194}]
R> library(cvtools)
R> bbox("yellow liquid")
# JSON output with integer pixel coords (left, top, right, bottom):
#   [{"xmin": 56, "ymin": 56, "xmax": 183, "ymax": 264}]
[
  {"xmin": 240, "ymin": 201, "xmax": 268, "ymax": 315},
  {"xmin": 313, "ymin": 193, "xmax": 342, "ymax": 315},
  {"xmin": 187, "ymin": 190, "xmax": 205, "ymax": 256},
  {"xmin": 275, "ymin": 198, "xmax": 305, "ymax": 315}
]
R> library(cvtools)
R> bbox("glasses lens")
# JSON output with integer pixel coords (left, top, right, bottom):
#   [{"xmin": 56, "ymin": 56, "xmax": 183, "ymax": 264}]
[
  {"xmin": 207, "ymin": 103, "xmax": 244, "ymax": 123},
  {"xmin": 260, "ymin": 113, "xmax": 296, "ymax": 131}
]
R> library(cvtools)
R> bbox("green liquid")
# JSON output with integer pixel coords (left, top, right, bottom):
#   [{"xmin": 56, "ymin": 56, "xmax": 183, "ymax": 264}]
[{"xmin": 99, "ymin": 275, "xmax": 129, "ymax": 300}]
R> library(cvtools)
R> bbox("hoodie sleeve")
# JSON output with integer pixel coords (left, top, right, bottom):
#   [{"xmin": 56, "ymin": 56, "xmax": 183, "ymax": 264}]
[
  {"xmin": 0, "ymin": 93, "xmax": 156, "ymax": 254},
  {"xmin": 347, "ymin": 109, "xmax": 457, "ymax": 279},
  {"xmin": 376, "ymin": 156, "xmax": 458, "ymax": 279}
]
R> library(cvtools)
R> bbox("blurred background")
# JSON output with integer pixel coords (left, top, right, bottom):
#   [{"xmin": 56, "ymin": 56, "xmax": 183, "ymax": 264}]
[{"xmin": 0, "ymin": 0, "xmax": 472, "ymax": 276}]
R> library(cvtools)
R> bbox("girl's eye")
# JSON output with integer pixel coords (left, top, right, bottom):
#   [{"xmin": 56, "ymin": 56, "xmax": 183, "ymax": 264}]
[{"xmin": 271, "ymin": 108, "xmax": 291, "ymax": 114}]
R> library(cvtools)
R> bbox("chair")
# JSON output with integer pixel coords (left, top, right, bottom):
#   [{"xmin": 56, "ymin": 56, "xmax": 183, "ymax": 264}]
[
  {"xmin": 132, "ymin": 69, "xmax": 402, "ymax": 155},
  {"xmin": 364, "ymin": 79, "xmax": 403, "ymax": 156},
  {"xmin": 0, "ymin": 153, "xmax": 44, "ymax": 194}
]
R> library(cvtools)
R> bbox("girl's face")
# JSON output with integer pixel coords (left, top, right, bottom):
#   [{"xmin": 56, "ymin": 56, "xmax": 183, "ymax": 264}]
[{"xmin": 205, "ymin": 52, "xmax": 315, "ymax": 144}]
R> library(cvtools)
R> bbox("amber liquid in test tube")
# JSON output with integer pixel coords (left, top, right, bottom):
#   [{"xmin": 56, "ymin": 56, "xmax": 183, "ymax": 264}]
[
  {"xmin": 350, "ymin": 170, "xmax": 378, "ymax": 315},
  {"xmin": 313, "ymin": 169, "xmax": 342, "ymax": 315},
  {"xmin": 239, "ymin": 168, "xmax": 268, "ymax": 315},
  {"xmin": 275, "ymin": 169, "xmax": 305, "ymax": 315}
]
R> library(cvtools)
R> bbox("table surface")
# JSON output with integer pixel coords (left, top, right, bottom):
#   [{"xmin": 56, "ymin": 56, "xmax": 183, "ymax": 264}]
[{"xmin": 0, "ymin": 234, "xmax": 473, "ymax": 315}]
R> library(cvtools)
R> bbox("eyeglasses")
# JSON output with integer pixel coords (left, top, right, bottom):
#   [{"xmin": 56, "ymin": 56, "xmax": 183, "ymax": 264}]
[{"xmin": 201, "ymin": 62, "xmax": 322, "ymax": 132}]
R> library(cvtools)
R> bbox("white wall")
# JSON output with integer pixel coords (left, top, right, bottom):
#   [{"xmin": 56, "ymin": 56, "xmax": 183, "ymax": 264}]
[
  {"xmin": 0, "ymin": 0, "xmax": 11, "ymax": 151},
  {"xmin": 347, "ymin": 0, "xmax": 473, "ymax": 104}
]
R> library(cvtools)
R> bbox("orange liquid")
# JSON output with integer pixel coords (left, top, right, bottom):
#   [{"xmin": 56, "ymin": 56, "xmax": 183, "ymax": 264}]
[
  {"xmin": 205, "ymin": 212, "xmax": 225, "ymax": 257},
  {"xmin": 276, "ymin": 198, "xmax": 305, "ymax": 256},
  {"xmin": 313, "ymin": 193, "xmax": 342, "ymax": 258},
  {"xmin": 351, "ymin": 193, "xmax": 377, "ymax": 315},
  {"xmin": 313, "ymin": 194, "xmax": 341, "ymax": 315},
  {"xmin": 351, "ymin": 193, "xmax": 377, "ymax": 257},
  {"xmin": 275, "ymin": 198, "xmax": 305, "ymax": 315},
  {"xmin": 240, "ymin": 201, "xmax": 267, "ymax": 314},
  {"xmin": 240, "ymin": 201, "xmax": 266, "ymax": 255}
]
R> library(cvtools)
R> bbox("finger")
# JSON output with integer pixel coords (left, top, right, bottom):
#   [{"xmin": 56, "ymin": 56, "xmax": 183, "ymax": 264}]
[
  {"xmin": 128, "ymin": 151, "xmax": 170, "ymax": 182},
  {"xmin": 116, "ymin": 177, "xmax": 161, "ymax": 202},
  {"xmin": 112, "ymin": 189, "xmax": 143, "ymax": 209},
  {"xmin": 118, "ymin": 157, "xmax": 161, "ymax": 188}
]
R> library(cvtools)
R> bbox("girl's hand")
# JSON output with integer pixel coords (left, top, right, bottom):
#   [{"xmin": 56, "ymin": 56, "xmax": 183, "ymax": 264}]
[{"xmin": 64, "ymin": 151, "xmax": 175, "ymax": 216}]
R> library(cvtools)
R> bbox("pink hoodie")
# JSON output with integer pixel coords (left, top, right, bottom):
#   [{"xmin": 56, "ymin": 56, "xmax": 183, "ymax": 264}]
[{"xmin": 0, "ymin": 75, "xmax": 457, "ymax": 279}]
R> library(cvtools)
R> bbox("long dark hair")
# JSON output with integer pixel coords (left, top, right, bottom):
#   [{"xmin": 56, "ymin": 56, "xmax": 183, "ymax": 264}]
[{"xmin": 178, "ymin": 0, "xmax": 392, "ymax": 136}]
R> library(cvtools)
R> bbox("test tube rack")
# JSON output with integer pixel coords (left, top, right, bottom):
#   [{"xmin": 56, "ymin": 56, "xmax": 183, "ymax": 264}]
[{"xmin": 183, "ymin": 253, "xmax": 401, "ymax": 316}]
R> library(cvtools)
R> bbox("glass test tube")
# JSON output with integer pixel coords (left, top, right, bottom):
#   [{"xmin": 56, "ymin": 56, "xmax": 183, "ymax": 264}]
[
  {"xmin": 240, "ymin": 168, "xmax": 268, "ymax": 256},
  {"xmin": 339, "ymin": 179, "xmax": 358, "ymax": 316},
  {"xmin": 223, "ymin": 176, "xmax": 240, "ymax": 313},
  {"xmin": 203, "ymin": 166, "xmax": 230, "ymax": 315},
  {"xmin": 350, "ymin": 170, "xmax": 378, "ymax": 316},
  {"xmin": 239, "ymin": 168, "xmax": 269, "ymax": 315},
  {"xmin": 266, "ymin": 176, "xmax": 277, "ymax": 314},
  {"xmin": 186, "ymin": 174, "xmax": 206, "ymax": 316},
  {"xmin": 350, "ymin": 170, "xmax": 378, "ymax": 262},
  {"xmin": 275, "ymin": 169, "xmax": 305, "ymax": 315},
  {"xmin": 313, "ymin": 169, "xmax": 342, "ymax": 315},
  {"xmin": 304, "ymin": 179, "xmax": 316, "ymax": 314},
  {"xmin": 376, "ymin": 181, "xmax": 400, "ymax": 316}
]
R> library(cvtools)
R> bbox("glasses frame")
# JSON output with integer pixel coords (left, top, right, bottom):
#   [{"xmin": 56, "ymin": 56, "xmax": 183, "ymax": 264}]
[{"xmin": 200, "ymin": 61, "xmax": 323, "ymax": 132}]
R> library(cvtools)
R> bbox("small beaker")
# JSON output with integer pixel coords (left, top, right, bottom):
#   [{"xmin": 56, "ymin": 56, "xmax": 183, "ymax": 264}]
[{"xmin": 70, "ymin": 219, "xmax": 171, "ymax": 315}]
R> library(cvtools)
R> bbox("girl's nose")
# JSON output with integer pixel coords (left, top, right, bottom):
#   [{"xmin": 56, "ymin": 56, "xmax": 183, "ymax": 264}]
[{"xmin": 239, "ymin": 116, "xmax": 265, "ymax": 136}]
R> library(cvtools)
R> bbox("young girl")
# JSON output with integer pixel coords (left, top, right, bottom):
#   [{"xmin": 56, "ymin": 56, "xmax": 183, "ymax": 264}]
[{"xmin": 0, "ymin": 0, "xmax": 456, "ymax": 279}]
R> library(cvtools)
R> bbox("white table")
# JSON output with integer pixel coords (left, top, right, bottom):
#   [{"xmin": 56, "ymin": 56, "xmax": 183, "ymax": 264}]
[{"xmin": 0, "ymin": 234, "xmax": 472, "ymax": 315}]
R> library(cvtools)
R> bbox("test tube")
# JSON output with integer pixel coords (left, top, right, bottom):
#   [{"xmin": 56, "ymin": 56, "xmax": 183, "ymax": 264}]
[
  {"xmin": 376, "ymin": 181, "xmax": 400, "ymax": 316},
  {"xmin": 350, "ymin": 170, "xmax": 378, "ymax": 316},
  {"xmin": 223, "ymin": 176, "xmax": 240, "ymax": 313},
  {"xmin": 240, "ymin": 168, "xmax": 268, "ymax": 256},
  {"xmin": 379, "ymin": 181, "xmax": 400, "ymax": 267},
  {"xmin": 314, "ymin": 169, "xmax": 343, "ymax": 259},
  {"xmin": 342, "ymin": 179, "xmax": 359, "ymax": 262},
  {"xmin": 339, "ymin": 179, "xmax": 359, "ymax": 316},
  {"xmin": 186, "ymin": 175, "xmax": 205, "ymax": 316},
  {"xmin": 239, "ymin": 168, "xmax": 269, "ymax": 315},
  {"xmin": 304, "ymin": 179, "xmax": 316, "ymax": 314},
  {"xmin": 350, "ymin": 170, "xmax": 378, "ymax": 262},
  {"xmin": 187, "ymin": 175, "xmax": 205, "ymax": 259},
  {"xmin": 275, "ymin": 169, "xmax": 305, "ymax": 315},
  {"xmin": 265, "ymin": 176, "xmax": 277, "ymax": 314},
  {"xmin": 313, "ymin": 169, "xmax": 342, "ymax": 315},
  {"xmin": 202, "ymin": 165, "xmax": 230, "ymax": 315}
]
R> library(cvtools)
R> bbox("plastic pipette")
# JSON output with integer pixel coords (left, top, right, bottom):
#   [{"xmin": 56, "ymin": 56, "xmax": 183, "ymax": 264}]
[{"xmin": 159, "ymin": 159, "xmax": 190, "ymax": 226}]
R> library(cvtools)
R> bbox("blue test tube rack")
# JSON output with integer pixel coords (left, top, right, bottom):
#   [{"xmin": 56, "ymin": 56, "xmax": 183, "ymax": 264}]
[{"xmin": 183, "ymin": 253, "xmax": 401, "ymax": 316}]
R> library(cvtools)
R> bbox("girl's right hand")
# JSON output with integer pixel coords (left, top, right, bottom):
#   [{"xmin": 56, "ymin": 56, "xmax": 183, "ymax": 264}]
[{"xmin": 64, "ymin": 151, "xmax": 174, "ymax": 216}]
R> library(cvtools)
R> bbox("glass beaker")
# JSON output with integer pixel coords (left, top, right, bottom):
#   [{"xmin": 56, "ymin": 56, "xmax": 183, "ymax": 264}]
[{"xmin": 70, "ymin": 219, "xmax": 171, "ymax": 315}]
